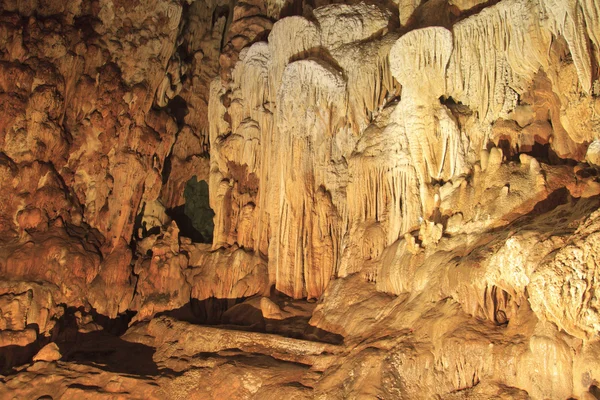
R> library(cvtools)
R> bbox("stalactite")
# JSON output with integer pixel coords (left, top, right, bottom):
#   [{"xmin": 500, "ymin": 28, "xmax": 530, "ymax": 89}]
[
  {"xmin": 267, "ymin": 17, "xmax": 321, "ymax": 100},
  {"xmin": 446, "ymin": 0, "xmax": 551, "ymax": 122}
]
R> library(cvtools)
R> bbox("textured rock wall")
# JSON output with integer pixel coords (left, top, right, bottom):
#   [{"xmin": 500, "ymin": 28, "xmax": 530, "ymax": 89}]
[
  {"xmin": 0, "ymin": 0, "xmax": 184, "ymax": 319},
  {"xmin": 209, "ymin": 0, "xmax": 600, "ymax": 299},
  {"xmin": 2, "ymin": 0, "xmax": 600, "ymax": 398},
  {"xmin": 0, "ymin": 0, "xmax": 237, "ymax": 356}
]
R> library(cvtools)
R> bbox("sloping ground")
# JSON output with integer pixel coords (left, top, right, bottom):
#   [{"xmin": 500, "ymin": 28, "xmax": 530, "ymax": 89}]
[{"xmin": 2, "ymin": 195, "xmax": 600, "ymax": 398}]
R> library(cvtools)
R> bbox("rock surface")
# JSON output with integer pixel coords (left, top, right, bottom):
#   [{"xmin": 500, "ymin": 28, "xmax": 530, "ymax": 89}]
[
  {"xmin": 1, "ymin": 0, "xmax": 600, "ymax": 399},
  {"xmin": 32, "ymin": 342, "xmax": 61, "ymax": 362}
]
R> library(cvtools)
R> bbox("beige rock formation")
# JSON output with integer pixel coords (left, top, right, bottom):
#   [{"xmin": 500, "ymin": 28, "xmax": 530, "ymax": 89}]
[
  {"xmin": 32, "ymin": 342, "xmax": 61, "ymax": 362},
  {"xmin": 209, "ymin": 2, "xmax": 400, "ymax": 298},
  {"xmin": 2, "ymin": 0, "xmax": 600, "ymax": 398}
]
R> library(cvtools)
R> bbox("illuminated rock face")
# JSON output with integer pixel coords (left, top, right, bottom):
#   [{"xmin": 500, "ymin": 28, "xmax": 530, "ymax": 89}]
[
  {"xmin": 1, "ymin": 0, "xmax": 600, "ymax": 398},
  {"xmin": 209, "ymin": 0, "xmax": 600, "ymax": 298}
]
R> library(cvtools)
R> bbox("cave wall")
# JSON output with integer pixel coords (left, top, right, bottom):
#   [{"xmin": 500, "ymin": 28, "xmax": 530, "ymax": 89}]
[
  {"xmin": 209, "ymin": 0, "xmax": 600, "ymax": 299},
  {"xmin": 2, "ymin": 0, "xmax": 600, "ymax": 398}
]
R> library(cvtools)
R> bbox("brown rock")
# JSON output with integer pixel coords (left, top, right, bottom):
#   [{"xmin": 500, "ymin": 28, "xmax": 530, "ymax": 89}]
[
  {"xmin": 1, "ymin": 1, "xmax": 600, "ymax": 399},
  {"xmin": 32, "ymin": 343, "xmax": 61, "ymax": 362}
]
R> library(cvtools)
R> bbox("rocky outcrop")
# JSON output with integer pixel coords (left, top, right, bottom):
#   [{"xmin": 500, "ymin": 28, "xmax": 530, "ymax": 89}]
[
  {"xmin": 0, "ymin": 0, "xmax": 229, "ymax": 370},
  {"xmin": 2, "ymin": 0, "xmax": 600, "ymax": 398},
  {"xmin": 209, "ymin": 2, "xmax": 399, "ymax": 298},
  {"xmin": 209, "ymin": 0, "xmax": 600, "ymax": 299}
]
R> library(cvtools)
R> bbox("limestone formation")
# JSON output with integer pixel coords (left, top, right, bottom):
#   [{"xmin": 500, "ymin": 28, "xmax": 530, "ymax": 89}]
[
  {"xmin": 2, "ymin": 0, "xmax": 600, "ymax": 399},
  {"xmin": 32, "ymin": 342, "xmax": 61, "ymax": 362}
]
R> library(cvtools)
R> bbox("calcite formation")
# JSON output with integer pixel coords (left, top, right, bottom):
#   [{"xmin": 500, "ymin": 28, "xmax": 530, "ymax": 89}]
[{"xmin": 1, "ymin": 0, "xmax": 600, "ymax": 399}]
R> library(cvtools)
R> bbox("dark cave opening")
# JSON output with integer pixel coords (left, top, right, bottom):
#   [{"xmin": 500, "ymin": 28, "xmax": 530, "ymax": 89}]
[
  {"xmin": 492, "ymin": 137, "xmax": 579, "ymax": 167},
  {"xmin": 166, "ymin": 95, "xmax": 189, "ymax": 128},
  {"xmin": 156, "ymin": 296, "xmax": 344, "ymax": 345},
  {"xmin": 166, "ymin": 176, "xmax": 215, "ymax": 243}
]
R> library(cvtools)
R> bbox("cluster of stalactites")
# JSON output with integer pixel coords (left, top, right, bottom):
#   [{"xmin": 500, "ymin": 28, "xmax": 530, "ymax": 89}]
[
  {"xmin": 446, "ymin": 0, "xmax": 551, "ymax": 122},
  {"xmin": 541, "ymin": 0, "xmax": 600, "ymax": 94},
  {"xmin": 208, "ymin": 3, "xmax": 399, "ymax": 299},
  {"xmin": 396, "ymin": 0, "xmax": 599, "ymax": 123},
  {"xmin": 207, "ymin": 0, "xmax": 600, "ymax": 300}
]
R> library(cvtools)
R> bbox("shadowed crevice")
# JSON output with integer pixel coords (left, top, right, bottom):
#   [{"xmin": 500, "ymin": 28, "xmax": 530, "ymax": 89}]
[{"xmin": 156, "ymin": 297, "xmax": 343, "ymax": 345}]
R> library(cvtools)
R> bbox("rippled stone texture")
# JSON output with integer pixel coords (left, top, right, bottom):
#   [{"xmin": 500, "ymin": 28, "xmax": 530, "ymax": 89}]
[{"xmin": 1, "ymin": 0, "xmax": 600, "ymax": 399}]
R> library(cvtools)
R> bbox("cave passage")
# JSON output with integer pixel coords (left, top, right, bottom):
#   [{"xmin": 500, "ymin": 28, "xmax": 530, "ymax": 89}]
[{"xmin": 167, "ymin": 176, "xmax": 215, "ymax": 243}]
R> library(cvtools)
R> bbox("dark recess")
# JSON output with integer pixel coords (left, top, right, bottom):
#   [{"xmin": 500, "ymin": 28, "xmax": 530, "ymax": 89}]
[{"xmin": 166, "ymin": 176, "xmax": 215, "ymax": 243}]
